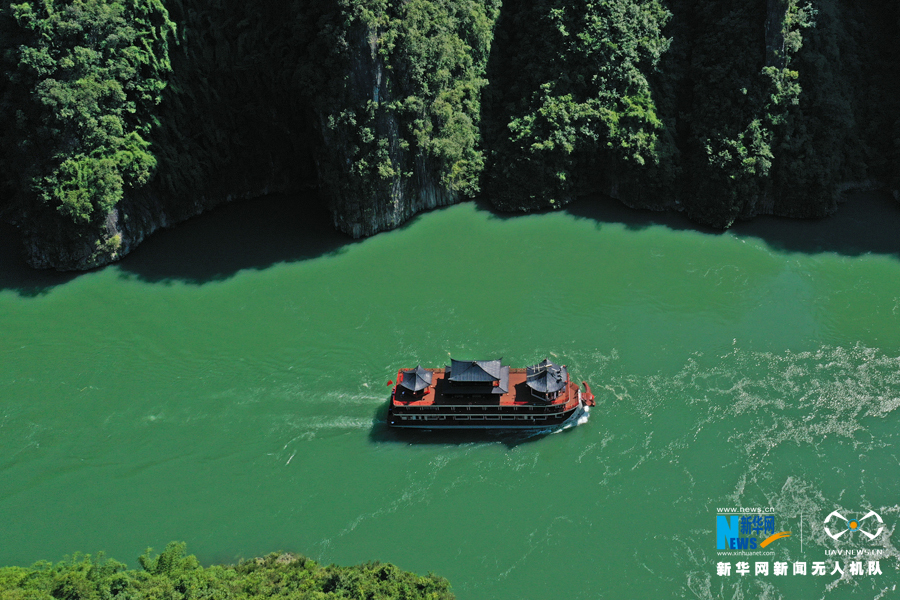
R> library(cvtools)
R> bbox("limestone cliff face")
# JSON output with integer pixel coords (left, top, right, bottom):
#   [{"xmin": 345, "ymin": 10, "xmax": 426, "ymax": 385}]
[
  {"xmin": 11, "ymin": 0, "xmax": 312, "ymax": 270},
  {"xmin": 312, "ymin": 0, "xmax": 499, "ymax": 240},
  {"xmin": 14, "ymin": 0, "xmax": 485, "ymax": 269},
  {"xmin": 4, "ymin": 0, "xmax": 897, "ymax": 271},
  {"xmin": 18, "ymin": 179, "xmax": 296, "ymax": 271},
  {"xmin": 17, "ymin": 216, "xmax": 119, "ymax": 271},
  {"xmin": 317, "ymin": 24, "xmax": 459, "ymax": 239},
  {"xmin": 591, "ymin": 0, "xmax": 895, "ymax": 227}
]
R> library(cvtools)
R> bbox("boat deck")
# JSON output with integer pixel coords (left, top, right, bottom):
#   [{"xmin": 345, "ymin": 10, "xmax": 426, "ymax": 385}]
[{"xmin": 392, "ymin": 368, "xmax": 579, "ymax": 411}]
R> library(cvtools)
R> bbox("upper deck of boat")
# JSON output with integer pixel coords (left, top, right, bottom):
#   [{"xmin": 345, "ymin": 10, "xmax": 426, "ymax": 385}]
[{"xmin": 392, "ymin": 367, "xmax": 578, "ymax": 408}]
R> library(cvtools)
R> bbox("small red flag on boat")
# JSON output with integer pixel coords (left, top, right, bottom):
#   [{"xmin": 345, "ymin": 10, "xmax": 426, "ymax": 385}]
[{"xmin": 387, "ymin": 380, "xmax": 393, "ymax": 386}]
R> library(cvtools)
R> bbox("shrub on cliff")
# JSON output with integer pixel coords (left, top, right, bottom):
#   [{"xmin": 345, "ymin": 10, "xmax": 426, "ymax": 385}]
[
  {"xmin": 0, "ymin": 0, "xmax": 174, "ymax": 236},
  {"xmin": 311, "ymin": 0, "xmax": 500, "ymax": 233},
  {"xmin": 0, "ymin": 542, "xmax": 455, "ymax": 599},
  {"xmin": 483, "ymin": 0, "xmax": 672, "ymax": 210}
]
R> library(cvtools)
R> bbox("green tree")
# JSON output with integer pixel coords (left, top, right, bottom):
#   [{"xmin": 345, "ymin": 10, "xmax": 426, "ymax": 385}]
[
  {"xmin": 0, "ymin": 0, "xmax": 173, "ymax": 258},
  {"xmin": 483, "ymin": 0, "xmax": 671, "ymax": 211}
]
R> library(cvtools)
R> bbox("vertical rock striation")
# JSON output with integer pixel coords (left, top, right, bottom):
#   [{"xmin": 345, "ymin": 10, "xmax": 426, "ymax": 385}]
[
  {"xmin": 0, "ymin": 0, "xmax": 897, "ymax": 270},
  {"xmin": 315, "ymin": 22, "xmax": 458, "ymax": 238},
  {"xmin": 313, "ymin": 1, "xmax": 500, "ymax": 238}
]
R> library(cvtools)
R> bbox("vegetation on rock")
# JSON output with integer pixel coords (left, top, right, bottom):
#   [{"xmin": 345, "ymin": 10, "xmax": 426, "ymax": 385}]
[
  {"xmin": 0, "ymin": 0, "xmax": 897, "ymax": 269},
  {"xmin": 0, "ymin": 542, "xmax": 455, "ymax": 600}
]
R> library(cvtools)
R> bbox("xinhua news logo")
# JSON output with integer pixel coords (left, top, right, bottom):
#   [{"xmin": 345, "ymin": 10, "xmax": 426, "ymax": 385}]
[{"xmin": 716, "ymin": 512, "xmax": 791, "ymax": 550}]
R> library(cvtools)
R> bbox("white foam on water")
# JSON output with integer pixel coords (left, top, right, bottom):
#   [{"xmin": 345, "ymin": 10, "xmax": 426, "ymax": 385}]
[
  {"xmin": 289, "ymin": 416, "xmax": 374, "ymax": 431},
  {"xmin": 591, "ymin": 344, "xmax": 900, "ymax": 598},
  {"xmin": 552, "ymin": 403, "xmax": 591, "ymax": 433},
  {"xmin": 270, "ymin": 415, "xmax": 378, "ymax": 451}
]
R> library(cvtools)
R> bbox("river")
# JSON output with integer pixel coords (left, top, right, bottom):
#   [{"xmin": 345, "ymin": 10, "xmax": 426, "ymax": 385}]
[{"xmin": 1, "ymin": 191, "xmax": 898, "ymax": 598}]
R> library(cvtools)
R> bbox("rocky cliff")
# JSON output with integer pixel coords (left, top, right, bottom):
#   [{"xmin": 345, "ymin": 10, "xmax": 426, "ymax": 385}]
[
  {"xmin": 313, "ymin": 1, "xmax": 498, "ymax": 238},
  {"xmin": 0, "ymin": 0, "xmax": 896, "ymax": 270}
]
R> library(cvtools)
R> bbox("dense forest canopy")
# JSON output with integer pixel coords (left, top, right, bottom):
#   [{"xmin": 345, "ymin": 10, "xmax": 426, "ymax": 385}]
[
  {"xmin": 483, "ymin": 0, "xmax": 673, "ymax": 210},
  {"xmin": 0, "ymin": 0, "xmax": 897, "ymax": 269},
  {"xmin": 0, "ymin": 542, "xmax": 455, "ymax": 599}
]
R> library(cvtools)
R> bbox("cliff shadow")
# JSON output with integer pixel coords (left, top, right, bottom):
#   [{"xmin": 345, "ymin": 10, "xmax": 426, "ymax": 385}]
[
  {"xmin": 117, "ymin": 190, "xmax": 356, "ymax": 285},
  {"xmin": 562, "ymin": 190, "xmax": 900, "ymax": 258},
  {"xmin": 729, "ymin": 190, "xmax": 900, "ymax": 257},
  {"xmin": 472, "ymin": 191, "xmax": 720, "ymax": 234},
  {"xmin": 564, "ymin": 194, "xmax": 722, "ymax": 235},
  {"xmin": 0, "ymin": 223, "xmax": 79, "ymax": 296}
]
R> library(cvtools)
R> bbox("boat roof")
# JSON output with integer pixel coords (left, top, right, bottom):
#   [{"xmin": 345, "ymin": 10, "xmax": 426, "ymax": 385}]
[
  {"xmin": 399, "ymin": 365, "xmax": 432, "ymax": 392},
  {"xmin": 525, "ymin": 359, "xmax": 568, "ymax": 393},
  {"xmin": 448, "ymin": 358, "xmax": 503, "ymax": 382},
  {"xmin": 392, "ymin": 367, "xmax": 576, "ymax": 407},
  {"xmin": 445, "ymin": 365, "xmax": 510, "ymax": 394}
]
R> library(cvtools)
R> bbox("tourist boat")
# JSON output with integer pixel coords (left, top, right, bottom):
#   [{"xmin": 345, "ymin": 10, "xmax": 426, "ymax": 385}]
[{"xmin": 387, "ymin": 358, "xmax": 595, "ymax": 429}]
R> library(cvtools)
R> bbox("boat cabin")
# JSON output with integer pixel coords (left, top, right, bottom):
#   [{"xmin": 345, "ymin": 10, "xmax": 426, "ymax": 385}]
[
  {"xmin": 388, "ymin": 356, "xmax": 583, "ymax": 429},
  {"xmin": 445, "ymin": 358, "xmax": 510, "ymax": 397},
  {"xmin": 525, "ymin": 358, "xmax": 568, "ymax": 401},
  {"xmin": 397, "ymin": 365, "xmax": 432, "ymax": 398}
]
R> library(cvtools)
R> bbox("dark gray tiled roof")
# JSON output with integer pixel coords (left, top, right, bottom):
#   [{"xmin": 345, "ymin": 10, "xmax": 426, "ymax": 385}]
[
  {"xmin": 399, "ymin": 365, "xmax": 432, "ymax": 392},
  {"xmin": 445, "ymin": 366, "xmax": 510, "ymax": 394},
  {"xmin": 448, "ymin": 359, "xmax": 503, "ymax": 382},
  {"xmin": 526, "ymin": 359, "xmax": 567, "ymax": 393}
]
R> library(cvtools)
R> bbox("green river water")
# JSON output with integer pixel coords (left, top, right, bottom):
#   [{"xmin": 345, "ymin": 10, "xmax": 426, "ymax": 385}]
[{"xmin": 2, "ymin": 192, "xmax": 899, "ymax": 599}]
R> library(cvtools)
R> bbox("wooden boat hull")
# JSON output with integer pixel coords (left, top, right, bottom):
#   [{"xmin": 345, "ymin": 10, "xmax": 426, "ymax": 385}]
[{"xmin": 388, "ymin": 393, "xmax": 586, "ymax": 429}]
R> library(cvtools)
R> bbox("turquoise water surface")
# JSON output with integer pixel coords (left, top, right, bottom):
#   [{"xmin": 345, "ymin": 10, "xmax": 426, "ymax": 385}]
[{"xmin": 1, "ymin": 192, "xmax": 898, "ymax": 598}]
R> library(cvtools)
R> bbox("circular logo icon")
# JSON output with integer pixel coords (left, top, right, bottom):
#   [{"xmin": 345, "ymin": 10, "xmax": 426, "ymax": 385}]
[{"xmin": 824, "ymin": 510, "xmax": 883, "ymax": 541}]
